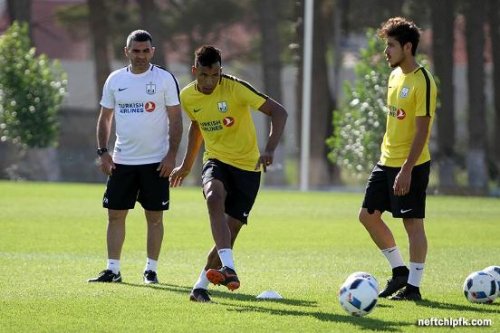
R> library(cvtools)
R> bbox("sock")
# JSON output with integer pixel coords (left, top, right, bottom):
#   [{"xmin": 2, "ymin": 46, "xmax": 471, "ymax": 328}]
[
  {"xmin": 217, "ymin": 248, "xmax": 235, "ymax": 270},
  {"xmin": 408, "ymin": 262, "xmax": 425, "ymax": 287},
  {"xmin": 145, "ymin": 258, "xmax": 158, "ymax": 272},
  {"xmin": 193, "ymin": 269, "xmax": 210, "ymax": 290},
  {"xmin": 381, "ymin": 246, "xmax": 405, "ymax": 269},
  {"xmin": 107, "ymin": 259, "xmax": 120, "ymax": 274}
]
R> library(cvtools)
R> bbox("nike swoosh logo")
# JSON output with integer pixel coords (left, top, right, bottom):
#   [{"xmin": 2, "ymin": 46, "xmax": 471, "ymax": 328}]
[
  {"xmin": 243, "ymin": 212, "xmax": 249, "ymax": 217},
  {"xmin": 193, "ymin": 108, "xmax": 201, "ymax": 113},
  {"xmin": 416, "ymin": 267, "xmax": 424, "ymax": 271},
  {"xmin": 118, "ymin": 88, "xmax": 128, "ymax": 91},
  {"xmin": 400, "ymin": 208, "xmax": 412, "ymax": 214},
  {"xmin": 112, "ymin": 275, "xmax": 121, "ymax": 282},
  {"xmin": 162, "ymin": 201, "xmax": 169, "ymax": 206}
]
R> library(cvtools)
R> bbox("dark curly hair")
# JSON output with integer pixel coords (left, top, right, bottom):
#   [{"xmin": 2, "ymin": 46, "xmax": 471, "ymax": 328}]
[{"xmin": 378, "ymin": 17, "xmax": 420, "ymax": 56}]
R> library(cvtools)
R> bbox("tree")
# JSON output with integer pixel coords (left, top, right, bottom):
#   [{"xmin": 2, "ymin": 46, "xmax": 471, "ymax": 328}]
[
  {"xmin": 138, "ymin": 0, "xmax": 167, "ymax": 68},
  {"xmin": 257, "ymin": 0, "xmax": 286, "ymax": 185},
  {"xmin": 488, "ymin": 0, "xmax": 500, "ymax": 187},
  {"xmin": 0, "ymin": 22, "xmax": 67, "ymax": 180},
  {"xmin": 327, "ymin": 30, "xmax": 389, "ymax": 179},
  {"xmin": 430, "ymin": 0, "xmax": 457, "ymax": 191},
  {"xmin": 87, "ymin": 0, "xmax": 111, "ymax": 102},
  {"xmin": 463, "ymin": 0, "xmax": 489, "ymax": 193}
]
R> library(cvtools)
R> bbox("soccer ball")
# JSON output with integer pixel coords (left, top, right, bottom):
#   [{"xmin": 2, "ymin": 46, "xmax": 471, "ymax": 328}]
[
  {"xmin": 483, "ymin": 266, "xmax": 500, "ymax": 297},
  {"xmin": 338, "ymin": 277, "xmax": 378, "ymax": 316},
  {"xmin": 345, "ymin": 271, "xmax": 379, "ymax": 293},
  {"xmin": 463, "ymin": 271, "xmax": 498, "ymax": 304}
]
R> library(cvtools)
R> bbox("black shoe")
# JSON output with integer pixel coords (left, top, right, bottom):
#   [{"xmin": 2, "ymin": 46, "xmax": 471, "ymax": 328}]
[
  {"xmin": 379, "ymin": 274, "xmax": 408, "ymax": 297},
  {"xmin": 389, "ymin": 286, "xmax": 422, "ymax": 301},
  {"xmin": 143, "ymin": 270, "xmax": 159, "ymax": 284},
  {"xmin": 88, "ymin": 269, "xmax": 122, "ymax": 283},
  {"xmin": 189, "ymin": 288, "xmax": 211, "ymax": 302},
  {"xmin": 206, "ymin": 266, "xmax": 240, "ymax": 291}
]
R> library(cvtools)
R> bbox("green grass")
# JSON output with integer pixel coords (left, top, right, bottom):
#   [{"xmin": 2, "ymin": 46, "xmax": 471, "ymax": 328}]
[{"xmin": 0, "ymin": 181, "xmax": 499, "ymax": 332}]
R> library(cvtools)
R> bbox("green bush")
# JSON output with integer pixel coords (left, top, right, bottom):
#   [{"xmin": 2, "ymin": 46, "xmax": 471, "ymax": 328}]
[{"xmin": 0, "ymin": 21, "xmax": 67, "ymax": 148}]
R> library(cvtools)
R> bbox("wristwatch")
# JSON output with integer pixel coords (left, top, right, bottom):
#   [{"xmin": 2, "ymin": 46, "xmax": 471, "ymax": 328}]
[{"xmin": 96, "ymin": 147, "xmax": 108, "ymax": 156}]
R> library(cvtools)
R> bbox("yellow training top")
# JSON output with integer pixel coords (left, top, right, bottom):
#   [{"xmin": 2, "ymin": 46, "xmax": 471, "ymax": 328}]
[
  {"xmin": 180, "ymin": 74, "xmax": 268, "ymax": 171},
  {"xmin": 380, "ymin": 66, "xmax": 437, "ymax": 167}
]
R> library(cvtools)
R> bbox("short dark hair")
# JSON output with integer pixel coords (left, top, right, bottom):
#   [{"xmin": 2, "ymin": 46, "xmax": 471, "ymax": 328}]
[
  {"xmin": 126, "ymin": 30, "xmax": 153, "ymax": 47},
  {"xmin": 194, "ymin": 45, "xmax": 222, "ymax": 67},
  {"xmin": 378, "ymin": 17, "xmax": 420, "ymax": 56}
]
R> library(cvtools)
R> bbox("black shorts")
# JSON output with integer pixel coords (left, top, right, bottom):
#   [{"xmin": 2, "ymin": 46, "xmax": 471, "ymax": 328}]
[
  {"xmin": 201, "ymin": 159, "xmax": 261, "ymax": 224},
  {"xmin": 103, "ymin": 163, "xmax": 170, "ymax": 211},
  {"xmin": 362, "ymin": 161, "xmax": 430, "ymax": 218}
]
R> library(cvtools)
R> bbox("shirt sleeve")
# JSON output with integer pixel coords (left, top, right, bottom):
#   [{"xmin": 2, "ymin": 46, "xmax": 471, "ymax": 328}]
[
  {"xmin": 164, "ymin": 73, "xmax": 181, "ymax": 107},
  {"xmin": 414, "ymin": 73, "xmax": 433, "ymax": 117},
  {"xmin": 233, "ymin": 80, "xmax": 268, "ymax": 111},
  {"xmin": 100, "ymin": 75, "xmax": 115, "ymax": 109}
]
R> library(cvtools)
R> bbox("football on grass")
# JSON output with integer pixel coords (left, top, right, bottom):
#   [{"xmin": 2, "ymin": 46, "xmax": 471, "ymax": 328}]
[
  {"xmin": 338, "ymin": 276, "xmax": 378, "ymax": 316},
  {"xmin": 463, "ymin": 271, "xmax": 498, "ymax": 304}
]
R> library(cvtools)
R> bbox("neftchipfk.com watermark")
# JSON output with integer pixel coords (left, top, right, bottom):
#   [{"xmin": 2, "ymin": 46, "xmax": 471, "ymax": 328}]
[{"xmin": 417, "ymin": 317, "xmax": 493, "ymax": 328}]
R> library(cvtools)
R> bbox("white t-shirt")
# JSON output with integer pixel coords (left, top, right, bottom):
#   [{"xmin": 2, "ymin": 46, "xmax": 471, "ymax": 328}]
[{"xmin": 100, "ymin": 64, "xmax": 180, "ymax": 165}]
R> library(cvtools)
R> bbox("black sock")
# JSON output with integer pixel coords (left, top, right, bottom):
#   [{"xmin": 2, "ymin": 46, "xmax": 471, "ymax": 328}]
[{"xmin": 406, "ymin": 284, "xmax": 420, "ymax": 292}]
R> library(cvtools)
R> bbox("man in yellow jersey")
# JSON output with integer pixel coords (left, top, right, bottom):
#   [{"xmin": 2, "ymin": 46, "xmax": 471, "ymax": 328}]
[
  {"xmin": 358, "ymin": 17, "xmax": 437, "ymax": 301},
  {"xmin": 170, "ymin": 45, "xmax": 287, "ymax": 302}
]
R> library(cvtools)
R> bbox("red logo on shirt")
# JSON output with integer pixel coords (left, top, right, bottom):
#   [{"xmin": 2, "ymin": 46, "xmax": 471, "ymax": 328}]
[
  {"xmin": 223, "ymin": 117, "xmax": 235, "ymax": 127},
  {"xmin": 396, "ymin": 109, "xmax": 406, "ymax": 120},
  {"xmin": 145, "ymin": 101, "xmax": 156, "ymax": 112}
]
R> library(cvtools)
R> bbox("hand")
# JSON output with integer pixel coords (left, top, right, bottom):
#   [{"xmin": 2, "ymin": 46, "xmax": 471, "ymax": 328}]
[
  {"xmin": 393, "ymin": 168, "xmax": 412, "ymax": 196},
  {"xmin": 97, "ymin": 153, "xmax": 115, "ymax": 176},
  {"xmin": 169, "ymin": 165, "xmax": 191, "ymax": 187},
  {"xmin": 157, "ymin": 154, "xmax": 176, "ymax": 178},
  {"xmin": 255, "ymin": 151, "xmax": 274, "ymax": 173}
]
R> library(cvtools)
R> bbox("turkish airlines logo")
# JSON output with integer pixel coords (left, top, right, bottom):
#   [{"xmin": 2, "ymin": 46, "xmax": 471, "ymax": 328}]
[
  {"xmin": 145, "ymin": 101, "xmax": 156, "ymax": 112},
  {"xmin": 396, "ymin": 109, "xmax": 406, "ymax": 120},
  {"xmin": 223, "ymin": 117, "xmax": 235, "ymax": 127}
]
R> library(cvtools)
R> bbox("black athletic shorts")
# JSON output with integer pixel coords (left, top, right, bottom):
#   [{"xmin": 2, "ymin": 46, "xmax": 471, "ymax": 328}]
[
  {"xmin": 103, "ymin": 163, "xmax": 170, "ymax": 211},
  {"xmin": 362, "ymin": 161, "xmax": 430, "ymax": 218},
  {"xmin": 201, "ymin": 159, "xmax": 261, "ymax": 224}
]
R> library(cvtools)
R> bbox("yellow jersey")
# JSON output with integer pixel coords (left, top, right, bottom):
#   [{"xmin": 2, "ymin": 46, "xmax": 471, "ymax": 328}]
[
  {"xmin": 180, "ymin": 74, "xmax": 268, "ymax": 171},
  {"xmin": 380, "ymin": 66, "xmax": 437, "ymax": 167}
]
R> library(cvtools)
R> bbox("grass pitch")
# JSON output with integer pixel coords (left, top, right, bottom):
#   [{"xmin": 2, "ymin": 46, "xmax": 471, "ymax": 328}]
[{"xmin": 0, "ymin": 181, "xmax": 499, "ymax": 332}]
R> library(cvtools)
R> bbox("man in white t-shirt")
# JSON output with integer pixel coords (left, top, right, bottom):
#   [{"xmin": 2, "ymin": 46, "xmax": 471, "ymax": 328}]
[{"xmin": 88, "ymin": 30, "xmax": 182, "ymax": 284}]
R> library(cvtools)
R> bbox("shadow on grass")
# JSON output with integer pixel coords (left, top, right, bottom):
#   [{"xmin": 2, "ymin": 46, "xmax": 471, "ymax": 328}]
[
  {"xmin": 221, "ymin": 302, "xmax": 409, "ymax": 332},
  {"xmin": 119, "ymin": 282, "xmax": 317, "ymax": 307},
  {"xmin": 416, "ymin": 299, "xmax": 500, "ymax": 314}
]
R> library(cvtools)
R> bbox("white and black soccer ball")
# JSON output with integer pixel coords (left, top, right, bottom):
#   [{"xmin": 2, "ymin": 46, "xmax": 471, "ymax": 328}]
[
  {"xmin": 482, "ymin": 266, "xmax": 500, "ymax": 297},
  {"xmin": 463, "ymin": 271, "xmax": 498, "ymax": 304},
  {"xmin": 338, "ymin": 277, "xmax": 378, "ymax": 316},
  {"xmin": 345, "ymin": 271, "xmax": 380, "ymax": 293}
]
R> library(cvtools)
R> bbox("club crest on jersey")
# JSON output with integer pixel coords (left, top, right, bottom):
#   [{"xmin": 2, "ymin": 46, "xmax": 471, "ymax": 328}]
[
  {"xmin": 400, "ymin": 87, "xmax": 409, "ymax": 98},
  {"xmin": 217, "ymin": 101, "xmax": 228, "ymax": 113},
  {"xmin": 146, "ymin": 82, "xmax": 156, "ymax": 95},
  {"xmin": 145, "ymin": 101, "xmax": 156, "ymax": 112}
]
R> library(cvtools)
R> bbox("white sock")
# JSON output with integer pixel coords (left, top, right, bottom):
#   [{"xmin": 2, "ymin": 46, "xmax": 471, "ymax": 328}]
[
  {"xmin": 381, "ymin": 246, "xmax": 405, "ymax": 269},
  {"xmin": 193, "ymin": 269, "xmax": 210, "ymax": 290},
  {"xmin": 408, "ymin": 262, "xmax": 425, "ymax": 287},
  {"xmin": 145, "ymin": 258, "xmax": 158, "ymax": 272},
  {"xmin": 217, "ymin": 248, "xmax": 235, "ymax": 270},
  {"xmin": 107, "ymin": 259, "xmax": 120, "ymax": 274}
]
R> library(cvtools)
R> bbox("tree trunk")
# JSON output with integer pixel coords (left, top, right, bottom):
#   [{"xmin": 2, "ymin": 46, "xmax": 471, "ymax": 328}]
[
  {"xmin": 139, "ymin": 0, "xmax": 168, "ymax": 68},
  {"xmin": 430, "ymin": 0, "xmax": 457, "ymax": 192},
  {"xmin": 309, "ymin": 0, "xmax": 336, "ymax": 186},
  {"xmin": 488, "ymin": 0, "xmax": 500, "ymax": 187},
  {"xmin": 464, "ymin": 1, "xmax": 489, "ymax": 194},
  {"xmin": 87, "ymin": 0, "xmax": 111, "ymax": 103},
  {"xmin": 258, "ymin": 0, "xmax": 286, "ymax": 186}
]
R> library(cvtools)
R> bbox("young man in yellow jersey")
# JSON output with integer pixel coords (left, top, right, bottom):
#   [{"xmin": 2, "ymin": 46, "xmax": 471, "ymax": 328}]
[
  {"xmin": 170, "ymin": 46, "xmax": 287, "ymax": 302},
  {"xmin": 358, "ymin": 17, "xmax": 437, "ymax": 301}
]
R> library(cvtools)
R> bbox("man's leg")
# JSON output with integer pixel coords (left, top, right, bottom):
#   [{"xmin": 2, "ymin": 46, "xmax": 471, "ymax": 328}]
[
  {"xmin": 190, "ymin": 215, "xmax": 242, "ymax": 301},
  {"xmin": 389, "ymin": 218, "xmax": 426, "ymax": 301},
  {"xmin": 142, "ymin": 210, "xmax": 163, "ymax": 284},
  {"xmin": 359, "ymin": 208, "xmax": 408, "ymax": 297},
  {"xmin": 88, "ymin": 209, "xmax": 127, "ymax": 283}
]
